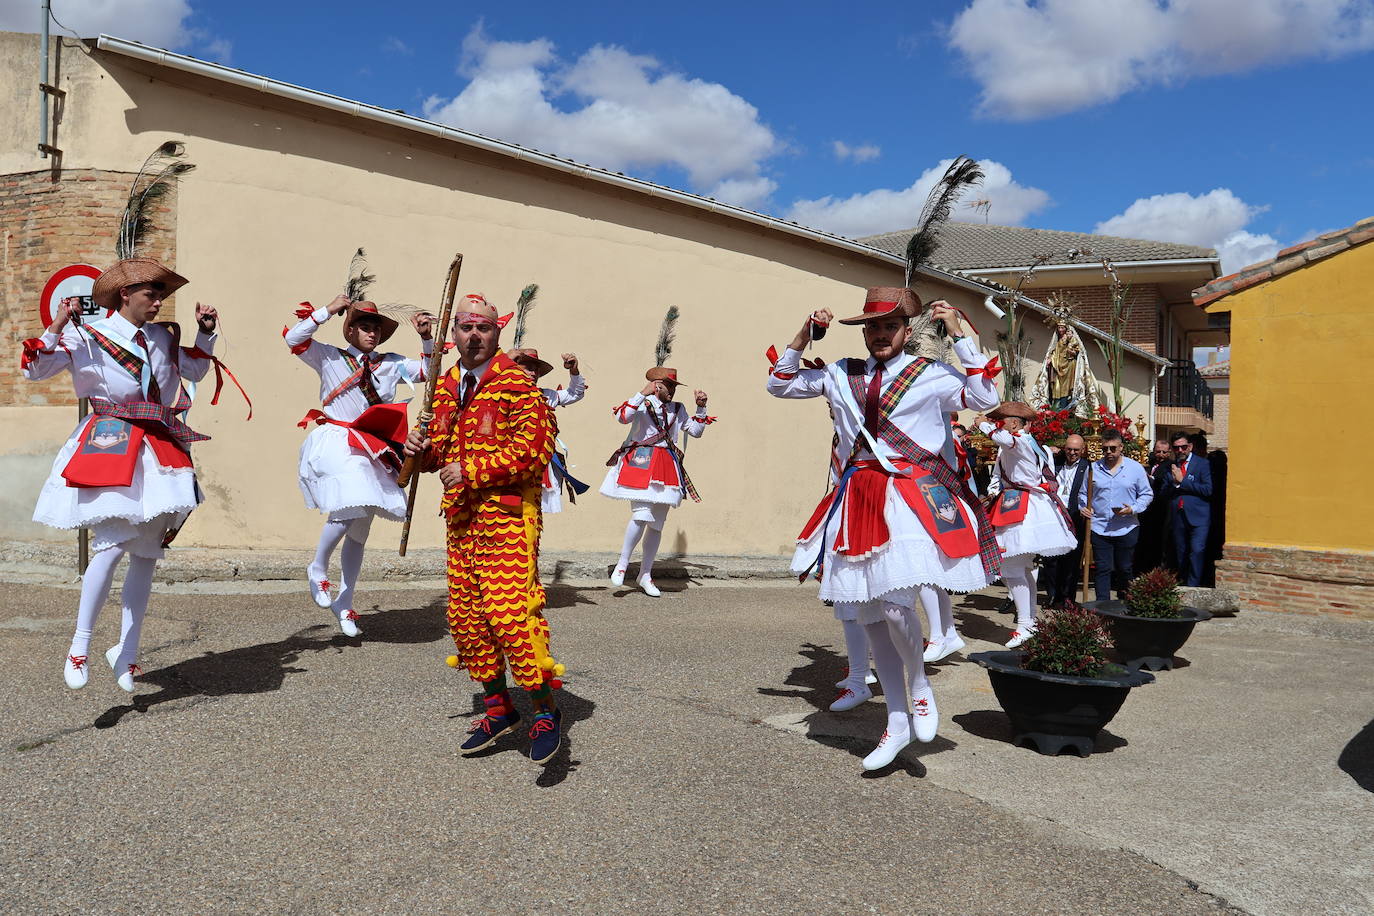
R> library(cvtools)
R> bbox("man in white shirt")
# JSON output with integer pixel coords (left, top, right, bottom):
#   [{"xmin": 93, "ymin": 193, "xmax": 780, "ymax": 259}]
[{"xmin": 1048, "ymin": 434, "xmax": 1090, "ymax": 607}]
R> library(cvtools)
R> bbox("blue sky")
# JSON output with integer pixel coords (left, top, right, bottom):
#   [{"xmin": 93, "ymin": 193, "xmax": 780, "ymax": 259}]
[{"xmin": 7, "ymin": 0, "xmax": 1374, "ymax": 272}]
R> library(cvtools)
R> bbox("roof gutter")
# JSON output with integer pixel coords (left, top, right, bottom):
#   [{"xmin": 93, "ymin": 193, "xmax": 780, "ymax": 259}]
[
  {"xmin": 967, "ymin": 257, "xmax": 1222, "ymax": 278},
  {"xmin": 93, "ymin": 35, "xmax": 1167, "ymax": 369}
]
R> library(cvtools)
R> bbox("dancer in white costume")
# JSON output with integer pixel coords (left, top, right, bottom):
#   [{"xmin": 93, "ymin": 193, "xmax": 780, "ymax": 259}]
[
  {"xmin": 24, "ymin": 258, "xmax": 226, "ymax": 691},
  {"xmin": 976, "ymin": 402, "xmax": 1077, "ymax": 648},
  {"xmin": 601, "ymin": 308, "xmax": 714, "ymax": 598},
  {"xmin": 510, "ymin": 351, "xmax": 587, "ymax": 514},
  {"xmin": 288, "ymin": 295, "xmax": 433, "ymax": 636},
  {"xmin": 768, "ymin": 287, "xmax": 1002, "ymax": 770}
]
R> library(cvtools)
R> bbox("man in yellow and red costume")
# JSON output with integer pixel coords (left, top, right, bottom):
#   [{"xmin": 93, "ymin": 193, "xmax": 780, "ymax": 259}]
[{"xmin": 403, "ymin": 293, "xmax": 564, "ymax": 764}]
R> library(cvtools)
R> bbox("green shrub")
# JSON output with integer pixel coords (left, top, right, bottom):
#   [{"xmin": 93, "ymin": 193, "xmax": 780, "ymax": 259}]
[
  {"xmin": 1124, "ymin": 567, "xmax": 1184, "ymax": 619},
  {"xmin": 1021, "ymin": 602, "xmax": 1113, "ymax": 677}
]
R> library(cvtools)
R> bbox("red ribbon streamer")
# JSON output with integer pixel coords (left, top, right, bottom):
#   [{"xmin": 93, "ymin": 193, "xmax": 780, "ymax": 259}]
[
  {"xmin": 182, "ymin": 346, "xmax": 253, "ymax": 420},
  {"xmin": 967, "ymin": 355, "xmax": 1003, "ymax": 379}
]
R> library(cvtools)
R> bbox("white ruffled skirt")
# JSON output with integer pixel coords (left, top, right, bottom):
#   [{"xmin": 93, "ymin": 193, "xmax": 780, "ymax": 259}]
[
  {"xmin": 994, "ymin": 491, "xmax": 1077, "ymax": 559},
  {"xmin": 298, "ymin": 424, "xmax": 406, "ymax": 522},
  {"xmin": 33, "ymin": 417, "xmax": 201, "ymax": 559},
  {"xmin": 598, "ymin": 471, "xmax": 684, "ymax": 507},
  {"xmin": 791, "ymin": 481, "xmax": 992, "ymax": 603}
]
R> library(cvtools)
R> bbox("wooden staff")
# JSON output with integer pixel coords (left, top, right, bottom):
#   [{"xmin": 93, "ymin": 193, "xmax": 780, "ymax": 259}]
[
  {"xmin": 1079, "ymin": 459, "xmax": 1095, "ymax": 602},
  {"xmin": 398, "ymin": 254, "xmax": 463, "ymax": 556}
]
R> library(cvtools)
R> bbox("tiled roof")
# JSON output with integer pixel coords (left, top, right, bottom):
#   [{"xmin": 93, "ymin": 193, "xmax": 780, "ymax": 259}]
[
  {"xmin": 1193, "ymin": 217, "xmax": 1374, "ymax": 308},
  {"xmin": 1198, "ymin": 359, "xmax": 1230, "ymax": 378},
  {"xmin": 860, "ymin": 221, "xmax": 1217, "ymax": 271}
]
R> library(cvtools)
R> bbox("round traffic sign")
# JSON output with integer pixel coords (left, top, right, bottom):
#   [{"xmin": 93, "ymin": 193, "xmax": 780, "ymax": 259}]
[{"xmin": 40, "ymin": 264, "xmax": 104, "ymax": 328}]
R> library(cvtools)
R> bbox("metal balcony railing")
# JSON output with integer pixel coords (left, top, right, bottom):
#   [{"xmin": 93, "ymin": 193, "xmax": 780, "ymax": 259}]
[{"xmin": 1159, "ymin": 360, "xmax": 1214, "ymax": 419}]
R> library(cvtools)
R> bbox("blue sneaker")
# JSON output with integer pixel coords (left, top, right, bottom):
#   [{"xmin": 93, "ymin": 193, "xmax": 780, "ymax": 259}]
[
  {"xmin": 528, "ymin": 709, "xmax": 563, "ymax": 764},
  {"xmin": 460, "ymin": 693, "xmax": 520, "ymax": 755}
]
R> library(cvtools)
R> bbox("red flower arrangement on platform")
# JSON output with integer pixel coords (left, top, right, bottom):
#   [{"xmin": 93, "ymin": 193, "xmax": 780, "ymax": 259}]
[{"xmin": 1027, "ymin": 404, "xmax": 1137, "ymax": 449}]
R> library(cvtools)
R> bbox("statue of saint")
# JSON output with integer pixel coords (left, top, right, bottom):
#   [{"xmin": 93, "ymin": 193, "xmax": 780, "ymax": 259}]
[{"xmin": 1030, "ymin": 296, "xmax": 1100, "ymax": 417}]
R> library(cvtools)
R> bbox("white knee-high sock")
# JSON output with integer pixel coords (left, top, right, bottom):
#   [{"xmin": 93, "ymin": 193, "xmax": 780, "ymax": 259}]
[
  {"xmin": 919, "ymin": 586, "xmax": 943, "ymax": 643},
  {"xmin": 884, "ymin": 602, "xmax": 928, "ymax": 692},
  {"xmin": 334, "ymin": 515, "xmax": 372, "ymax": 612},
  {"xmin": 840, "ymin": 619, "xmax": 870, "ymax": 680},
  {"xmin": 936, "ymin": 588, "xmax": 956, "ymax": 639},
  {"xmin": 617, "ymin": 518, "xmax": 647, "ymax": 570},
  {"xmin": 114, "ymin": 555, "xmax": 156, "ymax": 668},
  {"xmin": 865, "ymin": 620, "xmax": 910, "ymax": 716},
  {"xmin": 639, "ymin": 526, "xmax": 663, "ymax": 578},
  {"xmin": 1005, "ymin": 558, "xmax": 1036, "ymax": 628},
  {"xmin": 311, "ymin": 519, "xmax": 350, "ymax": 581},
  {"xmin": 70, "ymin": 545, "xmax": 125, "ymax": 657}
]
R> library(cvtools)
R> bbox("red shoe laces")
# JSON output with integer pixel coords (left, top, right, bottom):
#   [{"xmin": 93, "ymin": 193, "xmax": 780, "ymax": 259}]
[
  {"xmin": 319, "ymin": 579, "xmax": 331, "ymax": 592},
  {"xmin": 128, "ymin": 664, "xmax": 142, "ymax": 676},
  {"xmin": 529, "ymin": 715, "xmax": 557, "ymax": 737},
  {"xmin": 69, "ymin": 655, "xmax": 87, "ymax": 669},
  {"xmin": 344, "ymin": 609, "xmax": 359, "ymax": 621}
]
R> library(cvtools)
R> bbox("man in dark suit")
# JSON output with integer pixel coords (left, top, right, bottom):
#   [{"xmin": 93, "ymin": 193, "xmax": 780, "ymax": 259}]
[
  {"xmin": 1166, "ymin": 432, "xmax": 1213, "ymax": 586},
  {"xmin": 1047, "ymin": 434, "xmax": 1089, "ymax": 607}
]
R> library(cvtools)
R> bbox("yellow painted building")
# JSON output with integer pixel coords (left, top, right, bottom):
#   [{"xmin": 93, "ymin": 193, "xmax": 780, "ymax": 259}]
[{"xmin": 1194, "ymin": 218, "xmax": 1374, "ymax": 619}]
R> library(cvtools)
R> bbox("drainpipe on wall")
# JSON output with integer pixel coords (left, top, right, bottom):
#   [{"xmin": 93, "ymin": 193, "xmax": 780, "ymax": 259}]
[{"xmin": 38, "ymin": 0, "xmax": 50, "ymax": 159}]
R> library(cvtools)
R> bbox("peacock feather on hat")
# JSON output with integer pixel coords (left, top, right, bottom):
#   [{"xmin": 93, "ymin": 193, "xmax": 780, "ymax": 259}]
[
  {"xmin": 654, "ymin": 306, "xmax": 679, "ymax": 368},
  {"xmin": 511, "ymin": 283, "xmax": 539, "ymax": 349},
  {"xmin": 116, "ymin": 141, "xmax": 196, "ymax": 260}
]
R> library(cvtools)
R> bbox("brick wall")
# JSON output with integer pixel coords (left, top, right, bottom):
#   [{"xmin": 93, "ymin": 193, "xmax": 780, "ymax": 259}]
[
  {"xmin": 1216, "ymin": 544, "xmax": 1374, "ymax": 620},
  {"xmin": 1210, "ymin": 390, "xmax": 1229, "ymax": 450},
  {"xmin": 1039, "ymin": 283, "xmax": 1162, "ymax": 354},
  {"xmin": 1, "ymin": 169, "xmax": 177, "ymax": 407}
]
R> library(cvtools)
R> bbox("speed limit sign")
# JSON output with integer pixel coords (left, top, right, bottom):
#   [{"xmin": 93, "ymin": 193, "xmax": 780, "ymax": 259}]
[{"xmin": 39, "ymin": 264, "xmax": 104, "ymax": 327}]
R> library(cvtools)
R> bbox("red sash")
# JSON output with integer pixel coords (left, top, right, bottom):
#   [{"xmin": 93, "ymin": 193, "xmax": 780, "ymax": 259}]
[
  {"xmin": 298, "ymin": 403, "xmax": 409, "ymax": 472},
  {"xmin": 62, "ymin": 416, "xmax": 193, "ymax": 488},
  {"xmin": 615, "ymin": 445, "xmax": 680, "ymax": 490},
  {"xmin": 797, "ymin": 460, "xmax": 980, "ymax": 560}
]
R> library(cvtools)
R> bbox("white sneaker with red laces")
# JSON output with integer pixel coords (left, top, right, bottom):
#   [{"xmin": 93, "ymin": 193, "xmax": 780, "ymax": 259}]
[
  {"xmin": 911, "ymin": 685, "xmax": 939, "ymax": 742},
  {"xmin": 1005, "ymin": 623, "xmax": 1037, "ymax": 649},
  {"xmin": 63, "ymin": 653, "xmax": 89, "ymax": 689},
  {"xmin": 637, "ymin": 575, "xmax": 661, "ymax": 598},
  {"xmin": 862, "ymin": 713, "xmax": 913, "ymax": 771},
  {"xmin": 829, "ymin": 679, "xmax": 873, "ymax": 712},
  {"xmin": 834, "ymin": 668, "xmax": 879, "ymax": 688},
  {"xmin": 610, "ymin": 568, "xmax": 626, "ymax": 587},
  {"xmin": 924, "ymin": 634, "xmax": 966, "ymax": 663},
  {"xmin": 308, "ymin": 568, "xmax": 333, "ymax": 609},
  {"xmin": 335, "ymin": 607, "xmax": 361, "ymax": 638},
  {"xmin": 105, "ymin": 644, "xmax": 139, "ymax": 692}
]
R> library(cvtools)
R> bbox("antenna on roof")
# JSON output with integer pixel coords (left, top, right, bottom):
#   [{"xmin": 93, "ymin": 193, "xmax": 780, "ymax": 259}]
[{"xmin": 967, "ymin": 198, "xmax": 992, "ymax": 223}]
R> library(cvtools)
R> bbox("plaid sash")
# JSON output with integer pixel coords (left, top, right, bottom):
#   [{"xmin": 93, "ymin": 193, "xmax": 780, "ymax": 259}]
[
  {"xmin": 89, "ymin": 397, "xmax": 209, "ymax": 450},
  {"xmin": 83, "ymin": 326, "xmax": 143, "ymax": 382},
  {"xmin": 843, "ymin": 357, "xmax": 1002, "ymax": 581},
  {"xmin": 323, "ymin": 350, "xmax": 384, "ymax": 407}
]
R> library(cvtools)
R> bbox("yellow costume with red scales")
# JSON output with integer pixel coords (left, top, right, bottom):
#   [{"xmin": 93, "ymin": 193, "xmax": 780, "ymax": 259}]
[{"xmin": 424, "ymin": 351, "xmax": 557, "ymax": 688}]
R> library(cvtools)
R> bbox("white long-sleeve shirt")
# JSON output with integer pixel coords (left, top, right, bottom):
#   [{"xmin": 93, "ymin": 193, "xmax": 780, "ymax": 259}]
[
  {"xmin": 23, "ymin": 312, "xmax": 217, "ymax": 406},
  {"xmin": 980, "ymin": 422, "xmax": 1055, "ymax": 492},
  {"xmin": 542, "ymin": 374, "xmax": 586, "ymax": 409},
  {"xmin": 612, "ymin": 392, "xmax": 710, "ymax": 445},
  {"xmin": 767, "ymin": 338, "xmax": 999, "ymax": 470},
  {"xmin": 285, "ymin": 306, "xmax": 432, "ymax": 423}
]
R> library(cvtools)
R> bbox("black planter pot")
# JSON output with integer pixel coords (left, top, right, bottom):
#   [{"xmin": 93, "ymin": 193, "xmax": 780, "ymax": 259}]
[
  {"xmin": 1085, "ymin": 600, "xmax": 1213, "ymax": 671},
  {"xmin": 969, "ymin": 650, "xmax": 1155, "ymax": 757}
]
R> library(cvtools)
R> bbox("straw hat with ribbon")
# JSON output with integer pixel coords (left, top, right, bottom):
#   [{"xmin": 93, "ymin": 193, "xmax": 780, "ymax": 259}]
[
  {"xmin": 988, "ymin": 401, "xmax": 1037, "ymax": 421},
  {"xmin": 91, "ymin": 258, "xmax": 188, "ymax": 311},
  {"xmin": 342, "ymin": 301, "xmax": 399, "ymax": 345},
  {"xmin": 837, "ymin": 286, "xmax": 922, "ymax": 325}
]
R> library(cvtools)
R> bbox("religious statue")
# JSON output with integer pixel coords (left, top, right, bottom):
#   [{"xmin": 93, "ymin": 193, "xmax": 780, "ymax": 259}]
[{"xmin": 1030, "ymin": 293, "xmax": 1100, "ymax": 416}]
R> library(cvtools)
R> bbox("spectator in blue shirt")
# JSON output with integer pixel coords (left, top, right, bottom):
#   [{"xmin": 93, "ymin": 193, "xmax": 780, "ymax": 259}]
[{"xmin": 1080, "ymin": 429, "xmax": 1154, "ymax": 602}]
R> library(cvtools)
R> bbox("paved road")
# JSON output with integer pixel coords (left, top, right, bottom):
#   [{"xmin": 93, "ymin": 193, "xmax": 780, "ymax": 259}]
[{"xmin": 3, "ymin": 577, "xmax": 1370, "ymax": 915}]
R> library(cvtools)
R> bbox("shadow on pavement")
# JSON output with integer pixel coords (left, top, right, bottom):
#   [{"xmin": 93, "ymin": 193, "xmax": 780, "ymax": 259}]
[
  {"xmin": 1338, "ymin": 718, "xmax": 1374, "ymax": 793},
  {"xmin": 95, "ymin": 598, "xmax": 450, "ymax": 729},
  {"xmin": 953, "ymin": 709, "xmax": 1129, "ymax": 755},
  {"xmin": 759, "ymin": 641, "xmax": 956, "ymax": 776}
]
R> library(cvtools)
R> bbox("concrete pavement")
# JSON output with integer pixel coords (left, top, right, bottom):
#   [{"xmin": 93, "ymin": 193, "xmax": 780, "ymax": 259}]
[{"xmin": 2, "ymin": 573, "xmax": 1369, "ymax": 915}]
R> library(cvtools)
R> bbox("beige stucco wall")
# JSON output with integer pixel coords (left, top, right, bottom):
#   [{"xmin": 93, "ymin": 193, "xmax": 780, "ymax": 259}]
[{"xmin": 1, "ymin": 34, "xmax": 1158, "ymax": 556}]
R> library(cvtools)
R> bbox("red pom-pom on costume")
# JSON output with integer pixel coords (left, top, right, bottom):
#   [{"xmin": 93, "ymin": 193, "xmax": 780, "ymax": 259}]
[{"xmin": 549, "ymin": 678, "xmax": 563, "ymax": 689}]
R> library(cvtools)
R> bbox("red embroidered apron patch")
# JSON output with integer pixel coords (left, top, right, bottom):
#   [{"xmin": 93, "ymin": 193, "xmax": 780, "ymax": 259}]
[
  {"xmin": 62, "ymin": 417, "xmax": 191, "ymax": 488},
  {"xmin": 893, "ymin": 470, "xmax": 981, "ymax": 558},
  {"xmin": 989, "ymin": 488, "xmax": 1029, "ymax": 526},
  {"xmin": 616, "ymin": 446, "xmax": 680, "ymax": 490}
]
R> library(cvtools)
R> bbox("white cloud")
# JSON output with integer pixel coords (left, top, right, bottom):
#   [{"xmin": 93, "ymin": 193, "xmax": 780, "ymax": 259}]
[
  {"xmin": 200, "ymin": 36, "xmax": 231, "ymax": 63},
  {"xmin": 785, "ymin": 158, "xmax": 1052, "ymax": 239},
  {"xmin": 381, "ymin": 36, "xmax": 413, "ymax": 56},
  {"xmin": 833, "ymin": 140, "xmax": 881, "ymax": 163},
  {"xmin": 1093, "ymin": 188, "xmax": 1279, "ymax": 272},
  {"xmin": 0, "ymin": 0, "xmax": 194, "ymax": 49},
  {"xmin": 948, "ymin": 0, "xmax": 1374, "ymax": 119},
  {"xmin": 422, "ymin": 25, "xmax": 780, "ymax": 206}
]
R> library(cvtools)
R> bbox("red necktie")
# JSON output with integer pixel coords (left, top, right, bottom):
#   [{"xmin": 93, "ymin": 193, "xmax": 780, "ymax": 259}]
[
  {"xmin": 460, "ymin": 372, "xmax": 477, "ymax": 410},
  {"xmin": 133, "ymin": 330, "xmax": 162, "ymax": 404},
  {"xmin": 864, "ymin": 361, "xmax": 884, "ymax": 440},
  {"xmin": 1177, "ymin": 457, "xmax": 1188, "ymax": 510}
]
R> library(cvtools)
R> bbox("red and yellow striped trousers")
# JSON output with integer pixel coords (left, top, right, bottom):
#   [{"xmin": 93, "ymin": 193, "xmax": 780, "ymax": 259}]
[{"xmin": 444, "ymin": 489, "xmax": 550, "ymax": 688}]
